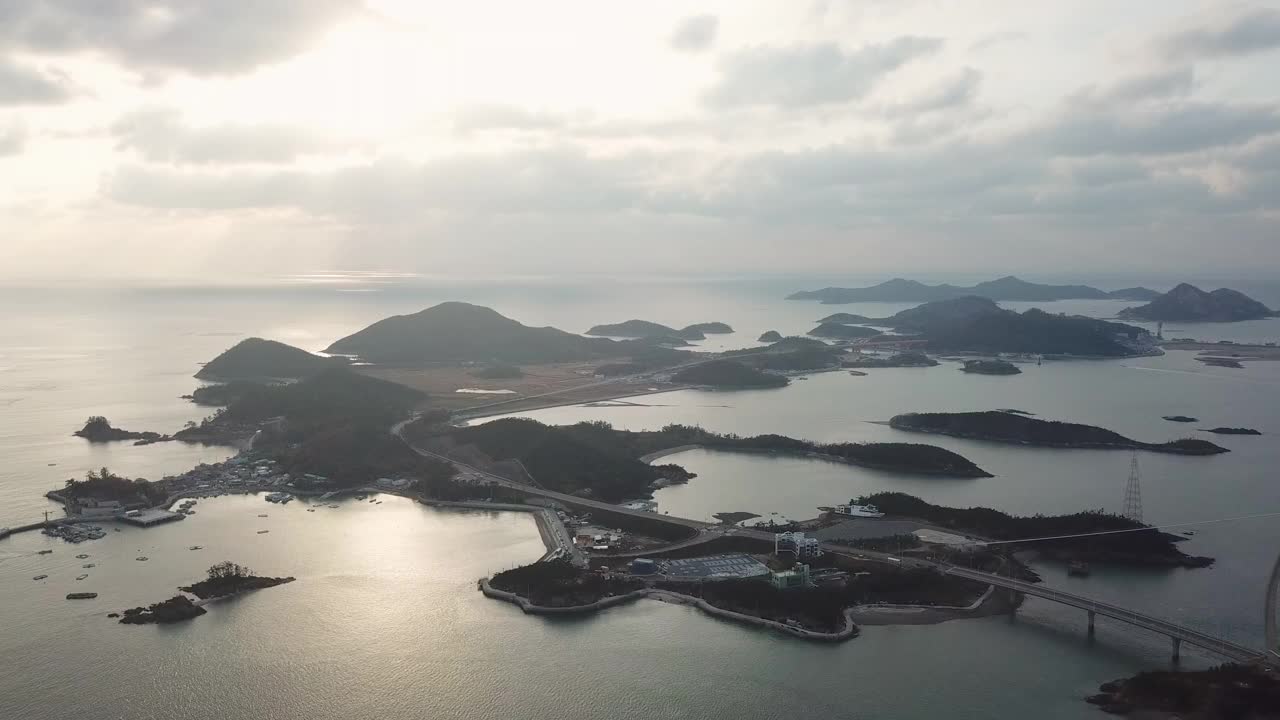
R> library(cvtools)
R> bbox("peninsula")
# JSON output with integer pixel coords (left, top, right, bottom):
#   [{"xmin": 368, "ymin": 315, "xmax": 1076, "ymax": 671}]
[
  {"xmin": 1118, "ymin": 282, "xmax": 1276, "ymax": 322},
  {"xmin": 889, "ymin": 411, "xmax": 1229, "ymax": 455},
  {"xmin": 405, "ymin": 418, "xmax": 991, "ymax": 503},
  {"xmin": 1087, "ymin": 664, "xmax": 1279, "ymax": 717},
  {"xmin": 670, "ymin": 359, "xmax": 789, "ymax": 389},
  {"xmin": 863, "ymin": 492, "xmax": 1212, "ymax": 567}
]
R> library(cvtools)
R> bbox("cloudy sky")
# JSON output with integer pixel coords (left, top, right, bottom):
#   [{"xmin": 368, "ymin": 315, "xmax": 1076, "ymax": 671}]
[{"xmin": 1, "ymin": 1, "xmax": 1278, "ymax": 283}]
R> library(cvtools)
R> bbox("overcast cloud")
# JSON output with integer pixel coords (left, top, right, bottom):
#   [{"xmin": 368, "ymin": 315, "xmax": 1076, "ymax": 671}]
[{"xmin": 0, "ymin": 1, "xmax": 1278, "ymax": 282}]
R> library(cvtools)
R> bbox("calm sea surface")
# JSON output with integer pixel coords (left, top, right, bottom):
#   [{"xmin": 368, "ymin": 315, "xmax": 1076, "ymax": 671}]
[{"xmin": 2, "ymin": 275, "xmax": 1279, "ymax": 719}]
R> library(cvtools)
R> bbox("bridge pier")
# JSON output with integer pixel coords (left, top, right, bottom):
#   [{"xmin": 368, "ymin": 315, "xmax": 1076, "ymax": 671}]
[
  {"xmin": 1087, "ymin": 610, "xmax": 1096, "ymax": 636},
  {"xmin": 1172, "ymin": 638, "xmax": 1182, "ymax": 663}
]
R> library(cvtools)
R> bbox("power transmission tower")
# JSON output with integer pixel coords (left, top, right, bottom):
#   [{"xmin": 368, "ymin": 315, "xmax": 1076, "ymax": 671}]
[{"xmin": 1122, "ymin": 452, "xmax": 1143, "ymax": 523}]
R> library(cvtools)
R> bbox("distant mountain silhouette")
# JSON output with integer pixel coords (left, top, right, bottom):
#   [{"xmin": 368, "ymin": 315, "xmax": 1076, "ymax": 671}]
[
  {"xmin": 1118, "ymin": 283, "xmax": 1275, "ymax": 322},
  {"xmin": 788, "ymin": 276, "xmax": 1144, "ymax": 304},
  {"xmin": 325, "ymin": 302, "xmax": 674, "ymax": 364}
]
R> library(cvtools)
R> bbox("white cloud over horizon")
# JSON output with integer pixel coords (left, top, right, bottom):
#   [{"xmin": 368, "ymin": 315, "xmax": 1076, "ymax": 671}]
[{"xmin": 1, "ymin": 0, "xmax": 1278, "ymax": 283}]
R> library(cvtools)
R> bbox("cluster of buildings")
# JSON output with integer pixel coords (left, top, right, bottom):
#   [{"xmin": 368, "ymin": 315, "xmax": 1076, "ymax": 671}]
[{"xmin": 161, "ymin": 455, "xmax": 293, "ymax": 498}]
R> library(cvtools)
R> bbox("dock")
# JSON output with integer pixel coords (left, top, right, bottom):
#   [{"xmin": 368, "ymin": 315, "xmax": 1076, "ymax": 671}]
[{"xmin": 118, "ymin": 509, "xmax": 186, "ymax": 527}]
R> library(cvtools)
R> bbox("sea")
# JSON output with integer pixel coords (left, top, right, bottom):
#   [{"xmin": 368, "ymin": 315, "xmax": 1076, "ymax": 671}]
[{"xmin": 2, "ymin": 273, "xmax": 1279, "ymax": 719}]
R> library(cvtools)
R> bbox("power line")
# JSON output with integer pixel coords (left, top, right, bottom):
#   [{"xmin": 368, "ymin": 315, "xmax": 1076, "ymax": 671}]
[{"xmin": 959, "ymin": 509, "xmax": 1280, "ymax": 548}]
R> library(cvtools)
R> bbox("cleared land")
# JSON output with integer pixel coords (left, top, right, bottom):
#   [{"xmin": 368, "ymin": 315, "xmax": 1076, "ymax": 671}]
[{"xmin": 359, "ymin": 362, "xmax": 678, "ymax": 413}]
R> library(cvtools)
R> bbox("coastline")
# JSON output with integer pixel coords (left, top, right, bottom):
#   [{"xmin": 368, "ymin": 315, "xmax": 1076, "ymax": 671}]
[
  {"xmin": 640, "ymin": 444, "xmax": 990, "ymax": 478},
  {"xmin": 478, "ymin": 578, "xmax": 861, "ymax": 642}
]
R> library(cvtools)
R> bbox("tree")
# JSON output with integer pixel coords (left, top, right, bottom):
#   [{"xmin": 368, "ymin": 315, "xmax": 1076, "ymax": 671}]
[{"xmin": 207, "ymin": 561, "xmax": 252, "ymax": 580}]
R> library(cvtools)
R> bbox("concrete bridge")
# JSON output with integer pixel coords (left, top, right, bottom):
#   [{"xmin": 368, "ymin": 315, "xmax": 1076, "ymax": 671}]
[
  {"xmin": 396, "ymin": 426, "xmax": 1272, "ymax": 665},
  {"xmin": 945, "ymin": 566, "xmax": 1268, "ymax": 664}
]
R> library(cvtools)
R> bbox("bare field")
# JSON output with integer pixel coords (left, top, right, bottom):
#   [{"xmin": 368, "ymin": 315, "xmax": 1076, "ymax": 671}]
[{"xmin": 358, "ymin": 362, "xmax": 677, "ymax": 414}]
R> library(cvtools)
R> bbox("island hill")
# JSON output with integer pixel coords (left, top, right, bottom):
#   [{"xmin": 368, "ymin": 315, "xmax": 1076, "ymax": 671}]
[
  {"xmin": 404, "ymin": 417, "xmax": 991, "ymax": 503},
  {"xmin": 757, "ymin": 330, "xmax": 783, "ymax": 342},
  {"xmin": 586, "ymin": 319, "xmax": 733, "ymax": 342},
  {"xmin": 863, "ymin": 492, "xmax": 1211, "ymax": 568},
  {"xmin": 1086, "ymin": 663, "xmax": 1280, "ymax": 717},
  {"xmin": 1118, "ymin": 282, "xmax": 1277, "ymax": 322},
  {"xmin": 74, "ymin": 416, "xmax": 167, "ymax": 444},
  {"xmin": 813, "ymin": 296, "xmax": 1155, "ymax": 358},
  {"xmin": 120, "ymin": 561, "xmax": 293, "ymax": 625},
  {"xmin": 196, "ymin": 337, "xmax": 344, "ymax": 380},
  {"xmin": 889, "ymin": 410, "xmax": 1228, "ymax": 455},
  {"xmin": 788, "ymin": 276, "xmax": 1161, "ymax": 304}
]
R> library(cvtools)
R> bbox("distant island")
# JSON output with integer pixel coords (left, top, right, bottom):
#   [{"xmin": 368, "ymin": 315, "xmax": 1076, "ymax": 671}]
[
  {"xmin": 671, "ymin": 359, "xmax": 789, "ymax": 389},
  {"xmin": 682, "ymin": 322, "xmax": 734, "ymax": 335},
  {"xmin": 843, "ymin": 352, "xmax": 938, "ymax": 368},
  {"xmin": 586, "ymin": 319, "xmax": 732, "ymax": 341},
  {"xmin": 1118, "ymin": 283, "xmax": 1276, "ymax": 322},
  {"xmin": 788, "ymin": 276, "xmax": 1160, "ymax": 304},
  {"xmin": 1203, "ymin": 427, "xmax": 1261, "ymax": 435},
  {"xmin": 875, "ymin": 296, "xmax": 1154, "ymax": 357},
  {"xmin": 757, "ymin": 330, "xmax": 783, "ymax": 342},
  {"xmin": 807, "ymin": 323, "xmax": 881, "ymax": 340},
  {"xmin": 960, "ymin": 359, "xmax": 1021, "ymax": 375},
  {"xmin": 74, "ymin": 416, "xmax": 165, "ymax": 444},
  {"xmin": 404, "ymin": 418, "xmax": 991, "ymax": 503},
  {"xmin": 1087, "ymin": 664, "xmax": 1278, "ymax": 717},
  {"xmin": 863, "ymin": 492, "xmax": 1212, "ymax": 568},
  {"xmin": 324, "ymin": 302, "xmax": 683, "ymax": 365},
  {"xmin": 197, "ymin": 337, "xmax": 342, "ymax": 380},
  {"xmin": 817, "ymin": 312, "xmax": 877, "ymax": 324},
  {"xmin": 120, "ymin": 562, "xmax": 293, "ymax": 625},
  {"xmin": 889, "ymin": 411, "xmax": 1228, "ymax": 455},
  {"xmin": 1162, "ymin": 415, "xmax": 1198, "ymax": 423}
]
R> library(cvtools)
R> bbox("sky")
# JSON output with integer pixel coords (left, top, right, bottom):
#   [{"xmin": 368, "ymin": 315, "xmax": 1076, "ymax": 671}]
[{"xmin": 1, "ymin": 0, "xmax": 1278, "ymax": 283}]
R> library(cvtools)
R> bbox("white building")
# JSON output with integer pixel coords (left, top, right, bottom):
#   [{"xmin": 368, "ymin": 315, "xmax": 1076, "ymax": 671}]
[{"xmin": 774, "ymin": 531, "xmax": 823, "ymax": 558}]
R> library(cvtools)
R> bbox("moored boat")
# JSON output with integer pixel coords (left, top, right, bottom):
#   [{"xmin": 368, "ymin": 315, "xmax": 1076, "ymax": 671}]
[{"xmin": 66, "ymin": 592, "xmax": 97, "ymax": 600}]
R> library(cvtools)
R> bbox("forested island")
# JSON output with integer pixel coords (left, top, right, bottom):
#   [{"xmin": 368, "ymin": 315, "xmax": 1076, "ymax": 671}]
[
  {"xmin": 960, "ymin": 359, "xmax": 1021, "ymax": 375},
  {"xmin": 1203, "ymin": 427, "xmax": 1261, "ymax": 435},
  {"xmin": 61, "ymin": 467, "xmax": 168, "ymax": 506},
  {"xmin": 406, "ymin": 419, "xmax": 991, "ymax": 502},
  {"xmin": 323, "ymin": 302, "xmax": 689, "ymax": 365},
  {"xmin": 889, "ymin": 411, "xmax": 1228, "ymax": 455},
  {"xmin": 861, "ymin": 492, "xmax": 1212, "ymax": 567},
  {"xmin": 1087, "ymin": 664, "xmax": 1280, "ymax": 717},
  {"xmin": 757, "ymin": 330, "xmax": 783, "ymax": 342},
  {"xmin": 179, "ymin": 561, "xmax": 294, "ymax": 599},
  {"xmin": 74, "ymin": 416, "xmax": 166, "ymax": 444},
  {"xmin": 586, "ymin": 319, "xmax": 731, "ymax": 341},
  {"xmin": 1119, "ymin": 283, "xmax": 1275, "ymax": 322},
  {"xmin": 817, "ymin": 312, "xmax": 877, "ymax": 324},
  {"xmin": 120, "ymin": 562, "xmax": 293, "ymax": 625}
]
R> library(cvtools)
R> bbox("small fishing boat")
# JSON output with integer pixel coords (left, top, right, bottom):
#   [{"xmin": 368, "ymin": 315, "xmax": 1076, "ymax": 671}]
[
  {"xmin": 76, "ymin": 574, "xmax": 88, "ymax": 581},
  {"xmin": 257, "ymin": 514, "xmax": 268, "ymax": 518},
  {"xmin": 82, "ymin": 563, "xmax": 95, "ymax": 568},
  {"xmin": 66, "ymin": 592, "xmax": 97, "ymax": 600},
  {"xmin": 136, "ymin": 556, "xmax": 148, "ymax": 561},
  {"xmin": 75, "ymin": 554, "xmax": 89, "ymax": 559},
  {"xmin": 37, "ymin": 549, "xmax": 53, "ymax": 555},
  {"xmin": 257, "ymin": 530, "xmax": 269, "ymax": 534},
  {"xmin": 33, "ymin": 574, "xmax": 48, "ymax": 580},
  {"xmin": 189, "ymin": 545, "xmax": 203, "ymax": 550}
]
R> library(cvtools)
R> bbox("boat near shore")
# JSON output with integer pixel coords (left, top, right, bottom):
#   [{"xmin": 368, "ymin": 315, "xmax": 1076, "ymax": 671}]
[{"xmin": 66, "ymin": 592, "xmax": 98, "ymax": 600}]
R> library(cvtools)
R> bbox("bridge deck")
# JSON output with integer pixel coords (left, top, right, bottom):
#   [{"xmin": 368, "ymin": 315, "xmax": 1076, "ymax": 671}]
[{"xmin": 946, "ymin": 566, "xmax": 1266, "ymax": 663}]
